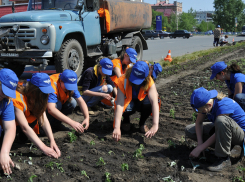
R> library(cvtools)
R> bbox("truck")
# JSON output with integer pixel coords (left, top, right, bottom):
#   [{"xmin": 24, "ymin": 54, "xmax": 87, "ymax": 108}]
[
  {"xmin": 169, "ymin": 30, "xmax": 192, "ymax": 39},
  {"xmin": 0, "ymin": 0, "xmax": 152, "ymax": 77}
]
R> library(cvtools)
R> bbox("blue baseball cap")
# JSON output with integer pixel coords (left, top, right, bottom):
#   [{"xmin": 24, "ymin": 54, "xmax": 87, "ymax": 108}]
[
  {"xmin": 191, "ymin": 87, "xmax": 218, "ymax": 110},
  {"xmin": 60, "ymin": 69, "xmax": 77, "ymax": 91},
  {"xmin": 126, "ymin": 48, "xmax": 137, "ymax": 63},
  {"xmin": 217, "ymin": 25, "xmax": 220, "ymax": 28},
  {"xmin": 30, "ymin": 73, "xmax": 54, "ymax": 94},
  {"xmin": 129, "ymin": 61, "xmax": 149, "ymax": 85},
  {"xmin": 210, "ymin": 61, "xmax": 227, "ymax": 80},
  {"xmin": 100, "ymin": 58, "xmax": 113, "ymax": 75},
  {"xmin": 0, "ymin": 68, "xmax": 19, "ymax": 98},
  {"xmin": 152, "ymin": 63, "xmax": 162, "ymax": 79}
]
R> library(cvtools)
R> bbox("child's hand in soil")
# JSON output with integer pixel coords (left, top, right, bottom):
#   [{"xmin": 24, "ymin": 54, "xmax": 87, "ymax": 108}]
[
  {"xmin": 50, "ymin": 140, "xmax": 61, "ymax": 157},
  {"xmin": 112, "ymin": 128, "xmax": 121, "ymax": 142},
  {"xmin": 81, "ymin": 118, "xmax": 89, "ymax": 131},
  {"xmin": 0, "ymin": 153, "xmax": 14, "ymax": 175},
  {"xmin": 189, "ymin": 145, "xmax": 203, "ymax": 158},
  {"xmin": 145, "ymin": 124, "xmax": 158, "ymax": 138},
  {"xmin": 43, "ymin": 146, "xmax": 60, "ymax": 159},
  {"xmin": 71, "ymin": 121, "xmax": 85, "ymax": 133}
]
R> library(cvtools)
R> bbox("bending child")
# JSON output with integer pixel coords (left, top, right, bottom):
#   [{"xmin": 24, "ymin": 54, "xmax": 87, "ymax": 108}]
[
  {"xmin": 13, "ymin": 73, "xmax": 61, "ymax": 158},
  {"xmin": 47, "ymin": 69, "xmax": 89, "ymax": 133}
]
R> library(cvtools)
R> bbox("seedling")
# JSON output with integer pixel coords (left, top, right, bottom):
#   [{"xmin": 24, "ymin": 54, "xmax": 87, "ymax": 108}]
[
  {"xmin": 233, "ymin": 176, "xmax": 244, "ymax": 182},
  {"xmin": 90, "ymin": 140, "xmax": 95, "ymax": 146},
  {"xmin": 168, "ymin": 161, "xmax": 176, "ymax": 167},
  {"xmin": 96, "ymin": 157, "xmax": 106, "ymax": 166},
  {"xmin": 162, "ymin": 176, "xmax": 175, "ymax": 182},
  {"xmin": 181, "ymin": 166, "xmax": 185, "ymax": 171},
  {"xmin": 108, "ymin": 151, "xmax": 115, "ymax": 155},
  {"xmin": 133, "ymin": 144, "xmax": 145, "ymax": 159},
  {"xmin": 169, "ymin": 109, "xmax": 175, "ymax": 119},
  {"xmin": 66, "ymin": 156, "xmax": 70, "ymax": 159},
  {"xmin": 238, "ymin": 166, "xmax": 245, "ymax": 172},
  {"xmin": 45, "ymin": 162, "xmax": 65, "ymax": 173},
  {"xmin": 181, "ymin": 136, "xmax": 185, "ymax": 143},
  {"xmin": 135, "ymin": 118, "xmax": 140, "ymax": 121},
  {"xmin": 192, "ymin": 112, "xmax": 197, "ymax": 122},
  {"xmin": 105, "ymin": 172, "xmax": 111, "ymax": 182},
  {"xmin": 68, "ymin": 129, "xmax": 77, "ymax": 143},
  {"xmin": 28, "ymin": 174, "xmax": 37, "ymax": 182},
  {"xmin": 168, "ymin": 140, "xmax": 176, "ymax": 148},
  {"xmin": 121, "ymin": 163, "xmax": 129, "ymax": 171},
  {"xmin": 101, "ymin": 138, "xmax": 104, "ymax": 141},
  {"xmin": 81, "ymin": 170, "xmax": 89, "ymax": 179}
]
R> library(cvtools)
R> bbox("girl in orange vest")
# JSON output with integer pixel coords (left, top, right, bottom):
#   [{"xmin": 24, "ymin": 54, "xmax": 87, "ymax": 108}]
[
  {"xmin": 0, "ymin": 69, "xmax": 18, "ymax": 175},
  {"xmin": 47, "ymin": 69, "xmax": 89, "ymax": 133},
  {"xmin": 13, "ymin": 73, "xmax": 61, "ymax": 158},
  {"xmin": 113, "ymin": 61, "xmax": 159, "ymax": 142}
]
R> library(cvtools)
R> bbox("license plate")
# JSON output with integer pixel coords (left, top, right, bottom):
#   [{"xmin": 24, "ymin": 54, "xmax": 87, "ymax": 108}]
[{"xmin": 1, "ymin": 53, "xmax": 19, "ymax": 57}]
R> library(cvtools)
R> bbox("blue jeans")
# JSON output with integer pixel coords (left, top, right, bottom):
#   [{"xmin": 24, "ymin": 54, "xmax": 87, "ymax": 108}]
[
  {"xmin": 234, "ymin": 93, "xmax": 245, "ymax": 111},
  {"xmin": 47, "ymin": 97, "xmax": 77, "ymax": 125},
  {"xmin": 123, "ymin": 96, "xmax": 152, "ymax": 126},
  {"xmin": 82, "ymin": 85, "xmax": 113, "ymax": 107}
]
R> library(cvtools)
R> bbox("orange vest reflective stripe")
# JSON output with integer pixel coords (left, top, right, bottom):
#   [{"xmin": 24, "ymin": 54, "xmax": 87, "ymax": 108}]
[
  {"xmin": 13, "ymin": 91, "xmax": 39, "ymax": 134},
  {"xmin": 50, "ymin": 74, "xmax": 69, "ymax": 104}
]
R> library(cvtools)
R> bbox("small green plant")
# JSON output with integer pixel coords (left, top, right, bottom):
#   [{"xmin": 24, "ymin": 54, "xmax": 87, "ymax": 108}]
[
  {"xmin": 162, "ymin": 176, "xmax": 175, "ymax": 182},
  {"xmin": 101, "ymin": 138, "xmax": 104, "ymax": 141},
  {"xmin": 81, "ymin": 170, "xmax": 89, "ymax": 179},
  {"xmin": 90, "ymin": 140, "xmax": 95, "ymax": 146},
  {"xmin": 28, "ymin": 174, "xmax": 37, "ymax": 182},
  {"xmin": 45, "ymin": 162, "xmax": 64, "ymax": 173},
  {"xmin": 133, "ymin": 144, "xmax": 145, "ymax": 159},
  {"xmin": 66, "ymin": 156, "xmax": 70, "ymax": 159},
  {"xmin": 192, "ymin": 112, "xmax": 197, "ymax": 122},
  {"xmin": 108, "ymin": 151, "xmax": 115, "ymax": 155},
  {"xmin": 233, "ymin": 176, "xmax": 244, "ymax": 182},
  {"xmin": 181, "ymin": 136, "xmax": 185, "ymax": 143},
  {"xmin": 68, "ymin": 129, "xmax": 77, "ymax": 143},
  {"xmin": 96, "ymin": 157, "xmax": 106, "ymax": 166},
  {"xmin": 135, "ymin": 118, "xmax": 140, "ymax": 121},
  {"xmin": 105, "ymin": 172, "xmax": 111, "ymax": 182},
  {"xmin": 121, "ymin": 163, "xmax": 129, "ymax": 171},
  {"xmin": 169, "ymin": 109, "xmax": 175, "ymax": 119},
  {"xmin": 168, "ymin": 140, "xmax": 176, "ymax": 148}
]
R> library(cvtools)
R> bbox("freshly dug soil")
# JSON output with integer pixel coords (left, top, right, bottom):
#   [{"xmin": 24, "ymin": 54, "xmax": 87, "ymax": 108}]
[{"xmin": 2, "ymin": 45, "xmax": 245, "ymax": 182}]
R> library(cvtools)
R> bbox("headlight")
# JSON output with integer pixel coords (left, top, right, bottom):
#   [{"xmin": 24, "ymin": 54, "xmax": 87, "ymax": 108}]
[{"xmin": 40, "ymin": 35, "xmax": 49, "ymax": 45}]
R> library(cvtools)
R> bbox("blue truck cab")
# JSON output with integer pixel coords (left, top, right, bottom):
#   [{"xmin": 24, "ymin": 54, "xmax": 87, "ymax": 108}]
[{"xmin": 0, "ymin": 0, "xmax": 152, "ymax": 77}]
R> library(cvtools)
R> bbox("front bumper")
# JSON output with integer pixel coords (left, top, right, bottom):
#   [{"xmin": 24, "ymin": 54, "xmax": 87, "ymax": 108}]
[{"xmin": 0, "ymin": 49, "xmax": 52, "ymax": 58}]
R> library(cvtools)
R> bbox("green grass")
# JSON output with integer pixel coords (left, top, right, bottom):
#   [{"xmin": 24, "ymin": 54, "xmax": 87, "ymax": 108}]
[{"xmin": 159, "ymin": 41, "xmax": 245, "ymax": 68}]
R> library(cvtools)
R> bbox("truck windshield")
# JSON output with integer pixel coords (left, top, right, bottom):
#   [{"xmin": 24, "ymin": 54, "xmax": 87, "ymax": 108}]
[{"xmin": 27, "ymin": 0, "xmax": 80, "ymax": 10}]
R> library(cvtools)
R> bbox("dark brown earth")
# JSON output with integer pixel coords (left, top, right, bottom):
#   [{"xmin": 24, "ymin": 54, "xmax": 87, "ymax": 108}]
[{"xmin": 2, "ymin": 43, "xmax": 245, "ymax": 182}]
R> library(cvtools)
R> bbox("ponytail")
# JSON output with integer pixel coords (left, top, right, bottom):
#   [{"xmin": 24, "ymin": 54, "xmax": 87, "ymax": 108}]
[{"xmin": 223, "ymin": 63, "xmax": 242, "ymax": 74}]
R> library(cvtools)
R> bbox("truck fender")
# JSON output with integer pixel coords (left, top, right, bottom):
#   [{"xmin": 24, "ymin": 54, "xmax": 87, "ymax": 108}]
[
  {"xmin": 121, "ymin": 31, "xmax": 148, "ymax": 50},
  {"xmin": 54, "ymin": 24, "xmax": 87, "ymax": 54}
]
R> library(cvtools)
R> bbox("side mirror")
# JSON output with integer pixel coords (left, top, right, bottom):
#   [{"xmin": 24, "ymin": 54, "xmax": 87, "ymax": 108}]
[{"xmin": 75, "ymin": 0, "xmax": 84, "ymax": 10}]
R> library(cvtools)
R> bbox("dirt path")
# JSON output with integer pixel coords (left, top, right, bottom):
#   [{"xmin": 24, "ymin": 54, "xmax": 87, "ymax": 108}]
[{"xmin": 2, "ymin": 45, "xmax": 245, "ymax": 182}]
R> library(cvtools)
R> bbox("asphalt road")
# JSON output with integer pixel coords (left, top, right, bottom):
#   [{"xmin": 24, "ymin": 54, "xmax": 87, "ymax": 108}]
[
  {"xmin": 143, "ymin": 35, "xmax": 245, "ymax": 62},
  {"xmin": 22, "ymin": 35, "xmax": 245, "ymax": 78}
]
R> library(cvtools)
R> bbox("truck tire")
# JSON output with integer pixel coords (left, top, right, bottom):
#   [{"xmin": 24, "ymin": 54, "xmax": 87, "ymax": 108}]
[
  {"xmin": 55, "ymin": 39, "xmax": 84, "ymax": 79},
  {"xmin": 131, "ymin": 36, "xmax": 143, "ymax": 60},
  {"xmin": 5, "ymin": 62, "xmax": 25, "ymax": 78}
]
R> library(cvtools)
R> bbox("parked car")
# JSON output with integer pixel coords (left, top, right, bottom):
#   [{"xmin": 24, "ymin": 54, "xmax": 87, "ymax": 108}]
[
  {"xmin": 154, "ymin": 30, "xmax": 169, "ymax": 39},
  {"xmin": 205, "ymin": 30, "xmax": 213, "ymax": 35},
  {"xmin": 142, "ymin": 30, "xmax": 159, "ymax": 40},
  {"xmin": 169, "ymin": 30, "xmax": 191, "ymax": 39}
]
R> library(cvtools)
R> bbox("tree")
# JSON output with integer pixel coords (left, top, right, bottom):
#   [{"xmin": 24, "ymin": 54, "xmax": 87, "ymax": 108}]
[
  {"xmin": 178, "ymin": 11, "xmax": 197, "ymax": 31},
  {"xmin": 197, "ymin": 21, "xmax": 208, "ymax": 32},
  {"xmin": 169, "ymin": 12, "xmax": 177, "ymax": 32},
  {"xmin": 213, "ymin": 0, "xmax": 245, "ymax": 32}
]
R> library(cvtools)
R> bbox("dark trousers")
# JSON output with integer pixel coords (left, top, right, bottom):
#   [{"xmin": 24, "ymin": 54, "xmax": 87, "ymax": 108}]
[{"xmin": 214, "ymin": 38, "xmax": 219, "ymax": 46}]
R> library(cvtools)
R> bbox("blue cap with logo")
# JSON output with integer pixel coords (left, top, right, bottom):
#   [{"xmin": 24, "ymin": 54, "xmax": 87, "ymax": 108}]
[
  {"xmin": 126, "ymin": 48, "xmax": 137, "ymax": 63},
  {"xmin": 30, "ymin": 73, "xmax": 55, "ymax": 94},
  {"xmin": 60, "ymin": 69, "xmax": 78, "ymax": 91},
  {"xmin": 210, "ymin": 61, "xmax": 227, "ymax": 80},
  {"xmin": 217, "ymin": 25, "xmax": 220, "ymax": 28},
  {"xmin": 129, "ymin": 61, "xmax": 149, "ymax": 85},
  {"xmin": 190, "ymin": 87, "xmax": 218, "ymax": 110},
  {"xmin": 100, "ymin": 58, "xmax": 113, "ymax": 75},
  {"xmin": 152, "ymin": 63, "xmax": 163, "ymax": 79},
  {"xmin": 0, "ymin": 68, "xmax": 19, "ymax": 98}
]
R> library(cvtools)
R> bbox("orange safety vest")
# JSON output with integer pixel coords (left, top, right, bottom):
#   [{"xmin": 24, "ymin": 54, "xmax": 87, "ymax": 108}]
[
  {"xmin": 13, "ymin": 91, "xmax": 39, "ymax": 134},
  {"xmin": 50, "ymin": 74, "xmax": 70, "ymax": 104},
  {"xmin": 113, "ymin": 75, "xmax": 154, "ymax": 127}
]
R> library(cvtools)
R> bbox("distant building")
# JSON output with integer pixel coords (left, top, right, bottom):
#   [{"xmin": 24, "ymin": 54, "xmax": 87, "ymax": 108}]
[
  {"xmin": 151, "ymin": 0, "xmax": 182, "ymax": 17},
  {"xmin": 195, "ymin": 11, "xmax": 214, "ymax": 24}
]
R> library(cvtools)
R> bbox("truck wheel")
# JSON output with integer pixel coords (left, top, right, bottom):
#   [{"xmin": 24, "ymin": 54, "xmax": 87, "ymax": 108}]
[
  {"xmin": 151, "ymin": 37, "xmax": 154, "ymax": 40},
  {"xmin": 160, "ymin": 36, "xmax": 164, "ymax": 39},
  {"xmin": 55, "ymin": 39, "xmax": 84, "ymax": 79},
  {"xmin": 131, "ymin": 36, "xmax": 143, "ymax": 60},
  {"xmin": 5, "ymin": 62, "xmax": 25, "ymax": 78}
]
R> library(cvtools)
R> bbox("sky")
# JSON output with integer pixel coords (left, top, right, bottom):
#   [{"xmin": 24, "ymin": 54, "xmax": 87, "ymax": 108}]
[{"xmin": 144, "ymin": 0, "xmax": 245, "ymax": 12}]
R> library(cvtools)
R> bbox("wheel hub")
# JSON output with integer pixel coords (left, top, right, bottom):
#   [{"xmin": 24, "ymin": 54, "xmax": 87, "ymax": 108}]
[{"xmin": 68, "ymin": 49, "xmax": 79, "ymax": 71}]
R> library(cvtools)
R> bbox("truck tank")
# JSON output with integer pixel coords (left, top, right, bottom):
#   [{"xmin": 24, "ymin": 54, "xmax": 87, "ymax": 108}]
[{"xmin": 99, "ymin": 0, "xmax": 152, "ymax": 34}]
